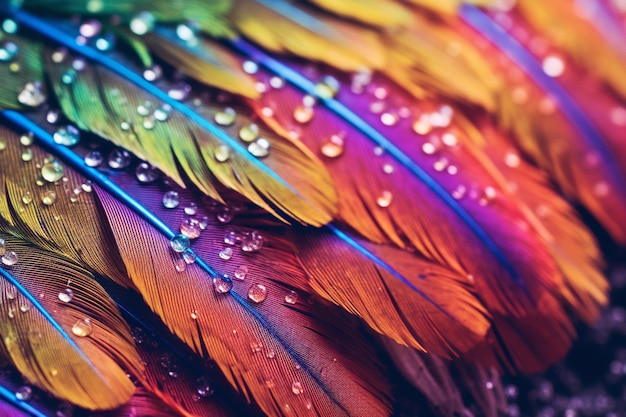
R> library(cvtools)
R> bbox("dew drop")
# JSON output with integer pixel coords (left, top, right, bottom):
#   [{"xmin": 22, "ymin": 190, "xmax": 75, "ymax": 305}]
[
  {"xmin": 130, "ymin": 11, "xmax": 155, "ymax": 35},
  {"xmin": 162, "ymin": 191, "xmax": 180, "ymax": 209},
  {"xmin": 135, "ymin": 162, "xmax": 159, "ymax": 183},
  {"xmin": 196, "ymin": 376, "xmax": 214, "ymax": 397},
  {"xmin": 198, "ymin": 216, "xmax": 209, "ymax": 230},
  {"xmin": 241, "ymin": 231, "xmax": 264, "ymax": 252},
  {"xmin": 41, "ymin": 160, "xmax": 65, "ymax": 183},
  {"xmin": 248, "ymin": 284, "xmax": 267, "ymax": 303},
  {"xmin": 153, "ymin": 104, "xmax": 171, "ymax": 121},
  {"xmin": 224, "ymin": 230, "xmax": 239, "ymax": 245},
  {"xmin": 168, "ymin": 83, "xmax": 191, "ymax": 101},
  {"xmin": 184, "ymin": 203, "xmax": 197, "ymax": 216},
  {"xmin": 18, "ymin": 82, "xmax": 46, "ymax": 107},
  {"xmin": 41, "ymin": 190, "xmax": 57, "ymax": 206},
  {"xmin": 441, "ymin": 133, "xmax": 458, "ymax": 147},
  {"xmin": 504, "ymin": 151, "xmax": 520, "ymax": 168},
  {"xmin": 269, "ymin": 76, "xmax": 285, "ymax": 89},
  {"xmin": 21, "ymin": 191, "xmax": 33, "ymax": 205},
  {"xmin": 412, "ymin": 118, "xmax": 432, "ymax": 135},
  {"xmin": 234, "ymin": 265, "xmax": 248, "ymax": 280},
  {"xmin": 610, "ymin": 107, "xmax": 626, "ymax": 126},
  {"xmin": 182, "ymin": 251, "xmax": 197, "ymax": 265},
  {"xmin": 170, "ymin": 234, "xmax": 190, "ymax": 253},
  {"xmin": 382, "ymin": 163, "xmax": 394, "ymax": 174},
  {"xmin": 239, "ymin": 123, "xmax": 259, "ymax": 142},
  {"xmin": 219, "ymin": 247, "xmax": 233, "ymax": 260},
  {"xmin": 0, "ymin": 41, "xmax": 18, "ymax": 62},
  {"xmin": 433, "ymin": 157, "xmax": 449, "ymax": 172},
  {"xmin": 21, "ymin": 148, "xmax": 33, "ymax": 161},
  {"xmin": 291, "ymin": 381, "xmax": 304, "ymax": 395},
  {"xmin": 20, "ymin": 133, "xmax": 34, "ymax": 146},
  {"xmin": 320, "ymin": 134, "xmax": 344, "ymax": 158},
  {"xmin": 2, "ymin": 19, "xmax": 17, "ymax": 34},
  {"xmin": 376, "ymin": 191, "xmax": 393, "ymax": 208},
  {"xmin": 58, "ymin": 288, "xmax": 74, "ymax": 303},
  {"xmin": 108, "ymin": 148, "xmax": 132, "ymax": 169},
  {"xmin": 216, "ymin": 206, "xmax": 233, "ymax": 223},
  {"xmin": 314, "ymin": 75, "xmax": 340, "ymax": 99},
  {"xmin": 247, "ymin": 139, "xmax": 269, "ymax": 159},
  {"xmin": 542, "ymin": 55, "xmax": 565, "ymax": 77},
  {"xmin": 19, "ymin": 303, "xmax": 30, "ymax": 313},
  {"xmin": 242, "ymin": 60, "xmax": 258, "ymax": 74},
  {"xmin": 174, "ymin": 257, "xmax": 186, "ymax": 272},
  {"xmin": 293, "ymin": 104, "xmax": 314, "ymax": 124},
  {"xmin": 81, "ymin": 181, "xmax": 92, "ymax": 193},
  {"xmin": 213, "ymin": 274, "xmax": 233, "ymax": 294},
  {"xmin": 381, "ymin": 112, "xmax": 398, "ymax": 126},
  {"xmin": 284, "ymin": 291, "xmax": 298, "ymax": 305},
  {"xmin": 250, "ymin": 340, "xmax": 263, "ymax": 353},
  {"xmin": 15, "ymin": 386, "xmax": 32, "ymax": 401},
  {"xmin": 180, "ymin": 218, "xmax": 202, "ymax": 239},
  {"xmin": 0, "ymin": 140, "xmax": 6, "ymax": 152},
  {"xmin": 214, "ymin": 144, "xmax": 231, "ymax": 162},
  {"xmin": 214, "ymin": 107, "xmax": 236, "ymax": 126},
  {"xmin": 72, "ymin": 318, "xmax": 93, "ymax": 337},
  {"xmin": 142, "ymin": 64, "xmax": 163, "ymax": 82}
]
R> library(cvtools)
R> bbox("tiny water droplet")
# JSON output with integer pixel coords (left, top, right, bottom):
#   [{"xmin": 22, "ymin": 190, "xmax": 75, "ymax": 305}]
[
  {"xmin": 168, "ymin": 83, "xmax": 191, "ymax": 101},
  {"xmin": 320, "ymin": 134, "xmax": 344, "ymax": 158},
  {"xmin": 382, "ymin": 163, "xmax": 394, "ymax": 174},
  {"xmin": 72, "ymin": 318, "xmax": 93, "ymax": 337},
  {"xmin": 137, "ymin": 101, "xmax": 152, "ymax": 116},
  {"xmin": 224, "ymin": 230, "xmax": 239, "ymax": 245},
  {"xmin": 452, "ymin": 185, "xmax": 466, "ymax": 200},
  {"xmin": 422, "ymin": 142, "xmax": 438, "ymax": 155},
  {"xmin": 41, "ymin": 160, "xmax": 65, "ymax": 182},
  {"xmin": 7, "ymin": 306, "xmax": 15, "ymax": 318},
  {"xmin": 214, "ymin": 107, "xmax": 236, "ymax": 126},
  {"xmin": 241, "ymin": 231, "xmax": 264, "ymax": 252},
  {"xmin": 15, "ymin": 386, "xmax": 32, "ymax": 401},
  {"xmin": 20, "ymin": 133, "xmax": 34, "ymax": 146},
  {"xmin": 542, "ymin": 55, "xmax": 565, "ymax": 77},
  {"xmin": 0, "ymin": 238, "xmax": 5, "ymax": 256},
  {"xmin": 21, "ymin": 191, "xmax": 33, "ymax": 205},
  {"xmin": 183, "ymin": 203, "xmax": 197, "ymax": 216},
  {"xmin": 2, "ymin": 250, "xmax": 18, "ymax": 266},
  {"xmin": 381, "ymin": 112, "xmax": 398, "ymax": 126},
  {"xmin": 242, "ymin": 60, "xmax": 258, "ymax": 74},
  {"xmin": 183, "ymin": 251, "xmax": 197, "ymax": 265},
  {"xmin": 219, "ymin": 247, "xmax": 233, "ymax": 260},
  {"xmin": 376, "ymin": 191, "xmax": 393, "ymax": 208},
  {"xmin": 180, "ymin": 218, "xmax": 202, "ymax": 239},
  {"xmin": 84, "ymin": 150, "xmax": 103, "ymax": 167},
  {"xmin": 198, "ymin": 216, "xmax": 209, "ymax": 230},
  {"xmin": 0, "ymin": 40, "xmax": 18, "ymax": 62},
  {"xmin": 19, "ymin": 303, "xmax": 30, "ymax": 312},
  {"xmin": 196, "ymin": 376, "xmax": 214, "ymax": 397},
  {"xmin": 247, "ymin": 284, "xmax": 267, "ymax": 303},
  {"xmin": 41, "ymin": 190, "xmax": 57, "ymax": 205},
  {"xmin": 0, "ymin": 140, "xmax": 6, "ymax": 152},
  {"xmin": 213, "ymin": 274, "xmax": 233, "ymax": 294},
  {"xmin": 234, "ymin": 265, "xmax": 248, "ymax": 280},
  {"xmin": 239, "ymin": 123, "xmax": 259, "ymax": 142},
  {"xmin": 248, "ymin": 138, "xmax": 270, "ymax": 158},
  {"xmin": 284, "ymin": 291, "xmax": 298, "ymax": 305},
  {"xmin": 433, "ymin": 157, "xmax": 449, "ymax": 172},
  {"xmin": 291, "ymin": 381, "xmax": 304, "ymax": 395},
  {"xmin": 58, "ymin": 288, "xmax": 74, "ymax": 303},
  {"xmin": 21, "ymin": 148, "xmax": 33, "ymax": 161},
  {"xmin": 163, "ymin": 191, "xmax": 180, "ymax": 209},
  {"xmin": 18, "ymin": 82, "xmax": 46, "ymax": 107},
  {"xmin": 174, "ymin": 256, "xmax": 187, "ymax": 272},
  {"xmin": 108, "ymin": 149, "xmax": 132, "ymax": 169},
  {"xmin": 130, "ymin": 11, "xmax": 155, "ymax": 35},
  {"xmin": 314, "ymin": 75, "xmax": 340, "ymax": 99},
  {"xmin": 190, "ymin": 309, "xmax": 198, "ymax": 320},
  {"xmin": 250, "ymin": 340, "xmax": 263, "ymax": 353},
  {"xmin": 143, "ymin": 64, "xmax": 162, "ymax": 82},
  {"xmin": 53, "ymin": 125, "xmax": 80, "ymax": 147},
  {"xmin": 170, "ymin": 234, "xmax": 190, "ymax": 253},
  {"xmin": 269, "ymin": 76, "xmax": 284, "ymax": 89},
  {"xmin": 293, "ymin": 104, "xmax": 314, "ymax": 124},
  {"xmin": 216, "ymin": 206, "xmax": 233, "ymax": 223},
  {"xmin": 412, "ymin": 118, "xmax": 432, "ymax": 135},
  {"xmin": 214, "ymin": 144, "xmax": 231, "ymax": 162},
  {"xmin": 135, "ymin": 162, "xmax": 160, "ymax": 183},
  {"xmin": 81, "ymin": 181, "xmax": 92, "ymax": 193}
]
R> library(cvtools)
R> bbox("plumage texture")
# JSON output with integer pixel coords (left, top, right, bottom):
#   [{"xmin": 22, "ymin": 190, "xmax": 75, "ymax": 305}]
[{"xmin": 0, "ymin": 0, "xmax": 623, "ymax": 416}]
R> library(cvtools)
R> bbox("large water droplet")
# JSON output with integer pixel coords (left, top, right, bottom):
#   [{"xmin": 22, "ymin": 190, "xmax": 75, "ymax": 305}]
[
  {"xmin": 108, "ymin": 149, "xmax": 132, "ymax": 169},
  {"xmin": 213, "ymin": 274, "xmax": 233, "ymax": 294},
  {"xmin": 284, "ymin": 291, "xmax": 298, "ymax": 305},
  {"xmin": 2, "ymin": 251, "xmax": 18, "ymax": 266},
  {"xmin": 15, "ymin": 386, "xmax": 32, "ymax": 401},
  {"xmin": 18, "ymin": 82, "xmax": 46, "ymax": 107},
  {"xmin": 234, "ymin": 265, "xmax": 248, "ymax": 280},
  {"xmin": 239, "ymin": 123, "xmax": 259, "ymax": 142},
  {"xmin": 41, "ymin": 190, "xmax": 57, "ymax": 206},
  {"xmin": 0, "ymin": 41, "xmax": 18, "ymax": 62},
  {"xmin": 130, "ymin": 11, "xmax": 155, "ymax": 35},
  {"xmin": 71, "ymin": 318, "xmax": 93, "ymax": 337},
  {"xmin": 214, "ymin": 107, "xmax": 236, "ymax": 126},
  {"xmin": 41, "ymin": 160, "xmax": 65, "ymax": 183},
  {"xmin": 241, "ymin": 231, "xmax": 264, "ymax": 252},
  {"xmin": 291, "ymin": 381, "xmax": 304, "ymax": 395},
  {"xmin": 180, "ymin": 218, "xmax": 202, "ymax": 239},
  {"xmin": 219, "ymin": 247, "xmax": 233, "ymax": 260},
  {"xmin": 170, "ymin": 234, "xmax": 190, "ymax": 253},
  {"xmin": 135, "ymin": 162, "xmax": 159, "ymax": 183},
  {"xmin": 320, "ymin": 134, "xmax": 344, "ymax": 158},
  {"xmin": 162, "ymin": 191, "xmax": 180, "ymax": 209},
  {"xmin": 247, "ymin": 284, "xmax": 267, "ymax": 303},
  {"xmin": 58, "ymin": 288, "xmax": 74, "ymax": 303}
]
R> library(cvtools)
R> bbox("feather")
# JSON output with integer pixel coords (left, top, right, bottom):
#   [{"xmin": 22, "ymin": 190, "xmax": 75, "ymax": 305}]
[{"xmin": 91, "ymin": 388, "xmax": 182, "ymax": 417}]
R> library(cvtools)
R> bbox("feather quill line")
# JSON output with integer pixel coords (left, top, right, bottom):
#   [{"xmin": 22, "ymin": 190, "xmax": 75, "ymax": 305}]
[
  {"xmin": 459, "ymin": 5, "xmax": 626, "ymax": 193},
  {"xmin": 0, "ymin": 110, "xmax": 349, "ymax": 414},
  {"xmin": 0, "ymin": 243, "xmax": 109, "ymax": 388},
  {"xmin": 229, "ymin": 37, "xmax": 522, "ymax": 286},
  {"xmin": 2, "ymin": 7, "xmax": 330, "ymax": 220}
]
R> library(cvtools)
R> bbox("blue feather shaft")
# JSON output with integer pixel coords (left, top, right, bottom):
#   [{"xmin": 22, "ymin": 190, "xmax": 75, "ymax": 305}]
[{"xmin": 0, "ymin": 385, "xmax": 48, "ymax": 417}]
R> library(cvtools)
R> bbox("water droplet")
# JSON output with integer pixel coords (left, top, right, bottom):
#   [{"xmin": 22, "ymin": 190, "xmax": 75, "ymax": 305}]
[
  {"xmin": 41, "ymin": 190, "xmax": 57, "ymax": 206},
  {"xmin": 20, "ymin": 133, "xmax": 34, "ymax": 146},
  {"xmin": 381, "ymin": 112, "xmax": 398, "ymax": 126},
  {"xmin": 433, "ymin": 157, "xmax": 449, "ymax": 172},
  {"xmin": 153, "ymin": 105, "xmax": 171, "ymax": 122},
  {"xmin": 180, "ymin": 218, "xmax": 202, "ymax": 239},
  {"xmin": 135, "ymin": 162, "xmax": 159, "ymax": 183},
  {"xmin": 0, "ymin": 40, "xmax": 18, "ymax": 62},
  {"xmin": 369, "ymin": 101, "xmax": 385, "ymax": 114},
  {"xmin": 376, "ymin": 191, "xmax": 393, "ymax": 208},
  {"xmin": 293, "ymin": 104, "xmax": 314, "ymax": 123},
  {"xmin": 542, "ymin": 55, "xmax": 565, "ymax": 77},
  {"xmin": 21, "ymin": 148, "xmax": 33, "ymax": 161},
  {"xmin": 216, "ymin": 206, "xmax": 233, "ymax": 223},
  {"xmin": 130, "ymin": 11, "xmax": 155, "ymax": 35},
  {"xmin": 168, "ymin": 83, "xmax": 191, "ymax": 101},
  {"xmin": 219, "ymin": 247, "xmax": 233, "ymax": 260},
  {"xmin": 108, "ymin": 149, "xmax": 132, "ymax": 169},
  {"xmin": 21, "ymin": 191, "xmax": 33, "ymax": 205},
  {"xmin": 452, "ymin": 185, "xmax": 466, "ymax": 200},
  {"xmin": 174, "ymin": 257, "xmax": 186, "ymax": 272},
  {"xmin": 248, "ymin": 284, "xmax": 267, "ymax": 303},
  {"xmin": 242, "ymin": 60, "xmax": 258, "ymax": 74},
  {"xmin": 19, "ymin": 303, "xmax": 30, "ymax": 312},
  {"xmin": 351, "ymin": 70, "xmax": 371, "ymax": 93},
  {"xmin": 15, "ymin": 386, "xmax": 32, "ymax": 401},
  {"xmin": 239, "ymin": 123, "xmax": 259, "ymax": 142},
  {"xmin": 223, "ymin": 230, "xmax": 239, "ymax": 246},
  {"xmin": 170, "ymin": 234, "xmax": 190, "ymax": 253},
  {"xmin": 314, "ymin": 75, "xmax": 340, "ymax": 99},
  {"xmin": 241, "ymin": 231, "xmax": 264, "ymax": 252},
  {"xmin": 214, "ymin": 144, "xmax": 230, "ymax": 162},
  {"xmin": 176, "ymin": 22, "xmax": 199, "ymax": 42},
  {"xmin": 234, "ymin": 265, "xmax": 248, "ymax": 280},
  {"xmin": 196, "ymin": 376, "xmax": 214, "ymax": 397},
  {"xmin": 143, "ymin": 64, "xmax": 162, "ymax": 82},
  {"xmin": 2, "ymin": 19, "xmax": 18, "ymax": 34},
  {"xmin": 18, "ymin": 82, "xmax": 46, "ymax": 107},
  {"xmin": 214, "ymin": 107, "xmax": 236, "ymax": 126},
  {"xmin": 447, "ymin": 165, "xmax": 458, "ymax": 175},
  {"xmin": 320, "ymin": 133, "xmax": 344, "ymax": 158},
  {"xmin": 5, "ymin": 285, "xmax": 16, "ymax": 299},
  {"xmin": 382, "ymin": 163, "xmax": 394, "ymax": 174},
  {"xmin": 81, "ymin": 181, "xmax": 92, "ymax": 193},
  {"xmin": 71, "ymin": 318, "xmax": 93, "ymax": 337},
  {"xmin": 82, "ymin": 150, "xmax": 103, "ymax": 167},
  {"xmin": 58, "ymin": 288, "xmax": 74, "ymax": 303},
  {"xmin": 250, "ymin": 340, "xmax": 263, "ymax": 353},
  {"xmin": 284, "ymin": 291, "xmax": 298, "ymax": 304},
  {"xmin": 182, "ymin": 251, "xmax": 197, "ymax": 265},
  {"xmin": 163, "ymin": 191, "xmax": 180, "ymax": 209},
  {"xmin": 291, "ymin": 381, "xmax": 304, "ymax": 395},
  {"xmin": 0, "ymin": 140, "xmax": 6, "ymax": 152},
  {"xmin": 441, "ymin": 133, "xmax": 458, "ymax": 147},
  {"xmin": 412, "ymin": 118, "xmax": 432, "ymax": 135},
  {"xmin": 269, "ymin": 76, "xmax": 284, "ymax": 89},
  {"xmin": 213, "ymin": 274, "xmax": 233, "ymax": 294},
  {"xmin": 41, "ymin": 160, "xmax": 65, "ymax": 182}
]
